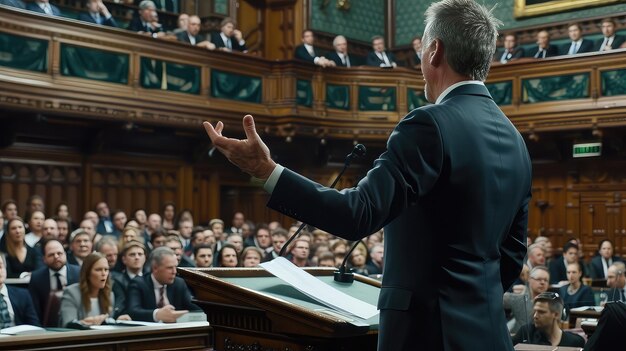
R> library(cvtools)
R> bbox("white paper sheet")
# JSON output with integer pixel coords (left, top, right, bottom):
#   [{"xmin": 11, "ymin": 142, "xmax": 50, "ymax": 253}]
[{"xmin": 260, "ymin": 257, "xmax": 379, "ymax": 320}]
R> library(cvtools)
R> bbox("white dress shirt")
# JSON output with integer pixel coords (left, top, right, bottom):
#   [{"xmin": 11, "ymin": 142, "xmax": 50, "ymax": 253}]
[
  {"xmin": 304, "ymin": 44, "xmax": 320, "ymax": 64},
  {"xmin": 49, "ymin": 265, "xmax": 68, "ymax": 290},
  {"xmin": 151, "ymin": 274, "xmax": 169, "ymax": 322},
  {"xmin": 568, "ymin": 39, "xmax": 583, "ymax": 55},
  {"xmin": 599, "ymin": 35, "xmax": 615, "ymax": 51}
]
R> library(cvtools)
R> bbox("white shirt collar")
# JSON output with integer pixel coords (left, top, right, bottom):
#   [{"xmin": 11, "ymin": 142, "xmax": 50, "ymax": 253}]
[
  {"xmin": 220, "ymin": 32, "xmax": 229, "ymax": 43},
  {"xmin": 435, "ymin": 80, "xmax": 484, "ymax": 104},
  {"xmin": 572, "ymin": 39, "xmax": 583, "ymax": 45},
  {"xmin": 49, "ymin": 265, "xmax": 67, "ymax": 277},
  {"xmin": 0, "ymin": 284, "xmax": 7, "ymax": 296},
  {"xmin": 151, "ymin": 273, "xmax": 164, "ymax": 289}
]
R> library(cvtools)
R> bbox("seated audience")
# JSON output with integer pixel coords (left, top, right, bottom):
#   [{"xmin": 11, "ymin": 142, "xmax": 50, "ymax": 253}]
[
  {"xmin": 263, "ymin": 228, "xmax": 287, "ymax": 262},
  {"xmin": 348, "ymin": 243, "xmax": 370, "ymax": 275},
  {"xmin": 407, "ymin": 36, "xmax": 423, "ymax": 67},
  {"xmin": 365, "ymin": 243, "xmax": 383, "ymax": 275},
  {"xmin": 559, "ymin": 262, "xmax": 594, "ymax": 311},
  {"xmin": 0, "ymin": 254, "xmax": 40, "ymax": 327},
  {"xmin": 111, "ymin": 241, "xmax": 147, "ymax": 292},
  {"xmin": 526, "ymin": 243, "xmax": 546, "ymax": 269},
  {"xmin": 511, "ymin": 292, "xmax": 585, "ymax": 347},
  {"xmin": 530, "ymin": 30, "xmax": 558, "ymax": 59},
  {"xmin": 0, "ymin": 0, "xmax": 25, "ymax": 9},
  {"xmin": 128, "ymin": 1, "xmax": 164, "ymax": 37},
  {"xmin": 366, "ymin": 35, "xmax": 397, "ymax": 68},
  {"xmin": 240, "ymin": 246, "xmax": 263, "ymax": 267},
  {"xmin": 290, "ymin": 239, "xmax": 311, "ymax": 268},
  {"xmin": 78, "ymin": 0, "xmax": 117, "ymax": 27},
  {"xmin": 24, "ymin": 210, "xmax": 45, "ymax": 249},
  {"xmin": 96, "ymin": 236, "xmax": 119, "ymax": 270},
  {"xmin": 226, "ymin": 233, "xmax": 244, "ymax": 254},
  {"xmin": 4, "ymin": 218, "xmax": 43, "ymax": 278},
  {"xmin": 244, "ymin": 225, "xmax": 271, "ymax": 250},
  {"xmin": 494, "ymin": 34, "xmax": 524, "ymax": 64},
  {"xmin": 318, "ymin": 252, "xmax": 336, "ymax": 267},
  {"xmin": 294, "ymin": 30, "xmax": 332, "ymax": 67},
  {"xmin": 28, "ymin": 239, "xmax": 80, "ymax": 323},
  {"xmin": 55, "ymin": 218, "xmax": 70, "ymax": 250},
  {"xmin": 194, "ymin": 244, "xmax": 213, "ymax": 268},
  {"xmin": 171, "ymin": 13, "xmax": 188, "ymax": 35},
  {"xmin": 562, "ymin": 23, "xmax": 593, "ymax": 55},
  {"xmin": 548, "ymin": 242, "xmax": 580, "ymax": 284},
  {"xmin": 26, "ymin": 0, "xmax": 61, "ymax": 16},
  {"xmin": 67, "ymin": 229, "xmax": 94, "ymax": 266},
  {"xmin": 176, "ymin": 15, "xmax": 215, "ymax": 50},
  {"xmin": 590, "ymin": 239, "xmax": 621, "ymax": 279},
  {"xmin": 127, "ymin": 247, "xmax": 201, "ymax": 322},
  {"xmin": 110, "ymin": 210, "xmax": 127, "ymax": 238},
  {"xmin": 503, "ymin": 266, "xmax": 550, "ymax": 333},
  {"xmin": 217, "ymin": 243, "xmax": 238, "ymax": 267},
  {"xmin": 605, "ymin": 261, "xmax": 626, "ymax": 302},
  {"xmin": 42, "ymin": 218, "xmax": 59, "ymax": 242},
  {"xmin": 137, "ymin": 0, "xmax": 178, "ymax": 13},
  {"xmin": 165, "ymin": 235, "xmax": 194, "ymax": 267},
  {"xmin": 161, "ymin": 203, "xmax": 176, "ymax": 230},
  {"xmin": 211, "ymin": 18, "xmax": 247, "ymax": 53},
  {"xmin": 95, "ymin": 202, "xmax": 113, "ymax": 236},
  {"xmin": 596, "ymin": 18, "xmax": 625, "ymax": 51},
  {"xmin": 59, "ymin": 253, "xmax": 130, "ymax": 327},
  {"xmin": 327, "ymin": 35, "xmax": 353, "ymax": 67}
]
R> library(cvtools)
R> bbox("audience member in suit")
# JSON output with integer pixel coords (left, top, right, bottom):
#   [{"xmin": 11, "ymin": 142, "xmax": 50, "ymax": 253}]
[
  {"xmin": 165, "ymin": 235, "xmax": 195, "ymax": 267},
  {"xmin": 59, "ymin": 253, "xmax": 130, "ymax": 327},
  {"xmin": 548, "ymin": 242, "xmax": 580, "ymax": 284},
  {"xmin": 494, "ymin": 33, "xmax": 524, "ymax": 64},
  {"xmin": 3, "ymin": 218, "xmax": 43, "ymax": 278},
  {"xmin": 211, "ymin": 17, "xmax": 247, "ymax": 53},
  {"xmin": 0, "ymin": 0, "xmax": 25, "ymax": 9},
  {"xmin": 225, "ymin": 212, "xmax": 245, "ymax": 235},
  {"xmin": 66, "ymin": 229, "xmax": 93, "ymax": 267},
  {"xmin": 365, "ymin": 243, "xmax": 383, "ymax": 275},
  {"xmin": 110, "ymin": 241, "xmax": 147, "ymax": 293},
  {"xmin": 527, "ymin": 243, "xmax": 546, "ymax": 269},
  {"xmin": 28, "ymin": 240, "xmax": 80, "ymax": 322},
  {"xmin": 0, "ymin": 254, "xmax": 40, "ymax": 327},
  {"xmin": 406, "ymin": 36, "xmax": 423, "ymax": 68},
  {"xmin": 127, "ymin": 247, "xmax": 201, "ymax": 322},
  {"xmin": 511, "ymin": 292, "xmax": 585, "ymax": 347},
  {"xmin": 366, "ymin": 35, "xmax": 397, "ymax": 68},
  {"xmin": 95, "ymin": 236, "xmax": 119, "ymax": 271},
  {"xmin": 605, "ymin": 262, "xmax": 626, "ymax": 302},
  {"xmin": 262, "ymin": 228, "xmax": 288, "ymax": 263},
  {"xmin": 109, "ymin": 210, "xmax": 127, "ymax": 239},
  {"xmin": 95, "ymin": 202, "xmax": 114, "ymax": 236},
  {"xmin": 559, "ymin": 262, "xmax": 595, "ymax": 311},
  {"xmin": 193, "ymin": 244, "xmax": 213, "ymax": 268},
  {"xmin": 24, "ymin": 210, "xmax": 45, "ymax": 249},
  {"xmin": 25, "ymin": 0, "xmax": 61, "ymax": 16},
  {"xmin": 136, "ymin": 0, "xmax": 177, "ymax": 13},
  {"xmin": 596, "ymin": 18, "xmax": 626, "ymax": 51},
  {"xmin": 561, "ymin": 23, "xmax": 593, "ymax": 55},
  {"xmin": 590, "ymin": 239, "xmax": 622, "ymax": 279},
  {"xmin": 171, "ymin": 13, "xmax": 188, "ymax": 35},
  {"xmin": 530, "ymin": 30, "xmax": 558, "ymax": 59},
  {"xmin": 78, "ymin": 0, "xmax": 117, "ymax": 27},
  {"xmin": 176, "ymin": 15, "xmax": 215, "ymax": 50},
  {"xmin": 294, "ymin": 29, "xmax": 333, "ymax": 67},
  {"xmin": 504, "ymin": 266, "xmax": 550, "ymax": 334},
  {"xmin": 327, "ymin": 35, "xmax": 353, "ymax": 68},
  {"xmin": 128, "ymin": 1, "xmax": 164, "ymax": 37}
]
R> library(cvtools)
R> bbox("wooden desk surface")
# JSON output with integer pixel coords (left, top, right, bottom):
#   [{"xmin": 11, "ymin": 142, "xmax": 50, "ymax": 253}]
[
  {"xmin": 0, "ymin": 322, "xmax": 212, "ymax": 350},
  {"xmin": 514, "ymin": 344, "xmax": 582, "ymax": 350}
]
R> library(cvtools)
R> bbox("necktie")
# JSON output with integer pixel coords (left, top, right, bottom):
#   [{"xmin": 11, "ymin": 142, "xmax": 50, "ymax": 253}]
[
  {"xmin": 500, "ymin": 51, "xmax": 509, "ymax": 64},
  {"xmin": 600, "ymin": 38, "xmax": 610, "ymax": 51},
  {"xmin": 569, "ymin": 42, "xmax": 577, "ymax": 55},
  {"xmin": 345, "ymin": 56, "xmax": 350, "ymax": 67},
  {"xmin": 44, "ymin": 4, "xmax": 52, "ymax": 15},
  {"xmin": 535, "ymin": 49, "xmax": 544, "ymax": 59},
  {"xmin": 227, "ymin": 38, "xmax": 232, "ymax": 50},
  {"xmin": 157, "ymin": 286, "xmax": 165, "ymax": 308},
  {"xmin": 0, "ymin": 293, "xmax": 11, "ymax": 328},
  {"xmin": 54, "ymin": 272, "xmax": 63, "ymax": 291}
]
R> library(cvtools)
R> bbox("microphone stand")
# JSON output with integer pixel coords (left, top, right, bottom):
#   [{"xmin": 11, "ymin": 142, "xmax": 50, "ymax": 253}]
[{"xmin": 334, "ymin": 239, "xmax": 365, "ymax": 283}]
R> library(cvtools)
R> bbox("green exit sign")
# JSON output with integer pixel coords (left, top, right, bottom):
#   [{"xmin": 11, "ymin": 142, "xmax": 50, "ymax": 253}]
[{"xmin": 573, "ymin": 142, "xmax": 602, "ymax": 158}]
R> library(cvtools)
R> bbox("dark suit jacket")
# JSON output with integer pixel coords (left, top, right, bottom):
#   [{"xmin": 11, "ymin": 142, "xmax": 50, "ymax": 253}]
[
  {"xmin": 127, "ymin": 274, "xmax": 200, "ymax": 322},
  {"xmin": 135, "ymin": 0, "xmax": 177, "ymax": 13},
  {"xmin": 210, "ymin": 32, "xmax": 247, "ymax": 52},
  {"xmin": 605, "ymin": 287, "xmax": 625, "ymax": 302},
  {"xmin": 589, "ymin": 255, "xmax": 622, "ymax": 279},
  {"xmin": 28, "ymin": 264, "xmax": 80, "ymax": 321},
  {"xmin": 7, "ymin": 285, "xmax": 40, "ymax": 326},
  {"xmin": 560, "ymin": 39, "xmax": 594, "ymax": 55},
  {"xmin": 407, "ymin": 52, "xmax": 422, "ymax": 67},
  {"xmin": 0, "ymin": 0, "xmax": 25, "ymax": 8},
  {"xmin": 267, "ymin": 83, "xmax": 532, "ymax": 351},
  {"xmin": 529, "ymin": 45, "xmax": 559, "ymax": 58},
  {"xmin": 5, "ymin": 245, "xmax": 43, "ymax": 278},
  {"xmin": 294, "ymin": 44, "xmax": 318, "ymax": 64},
  {"xmin": 78, "ymin": 12, "xmax": 118, "ymax": 27},
  {"xmin": 176, "ymin": 31, "xmax": 206, "ymax": 45},
  {"xmin": 326, "ymin": 51, "xmax": 353, "ymax": 67},
  {"xmin": 595, "ymin": 35, "xmax": 626, "ymax": 51},
  {"xmin": 493, "ymin": 47, "xmax": 525, "ymax": 62},
  {"xmin": 366, "ymin": 51, "xmax": 397, "ymax": 67},
  {"xmin": 25, "ymin": 2, "xmax": 61, "ymax": 16}
]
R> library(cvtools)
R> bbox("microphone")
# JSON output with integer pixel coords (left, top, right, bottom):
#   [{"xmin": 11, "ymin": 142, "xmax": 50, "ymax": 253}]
[
  {"xmin": 334, "ymin": 239, "xmax": 365, "ymax": 283},
  {"xmin": 279, "ymin": 144, "xmax": 367, "ymax": 257}
]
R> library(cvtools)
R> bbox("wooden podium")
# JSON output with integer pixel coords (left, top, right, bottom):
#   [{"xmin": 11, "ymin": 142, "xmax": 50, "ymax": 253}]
[{"xmin": 178, "ymin": 267, "xmax": 380, "ymax": 351}]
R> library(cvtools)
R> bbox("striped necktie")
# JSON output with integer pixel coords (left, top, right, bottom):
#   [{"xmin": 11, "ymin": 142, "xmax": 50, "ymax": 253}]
[{"xmin": 0, "ymin": 293, "xmax": 12, "ymax": 328}]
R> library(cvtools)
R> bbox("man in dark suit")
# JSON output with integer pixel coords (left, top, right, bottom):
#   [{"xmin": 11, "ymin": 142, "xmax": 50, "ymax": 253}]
[
  {"xmin": 0, "ymin": 254, "xmax": 40, "ymax": 327},
  {"xmin": 327, "ymin": 35, "xmax": 353, "ymax": 68},
  {"xmin": 111, "ymin": 241, "xmax": 148, "ymax": 293},
  {"xmin": 28, "ymin": 240, "xmax": 80, "ymax": 324},
  {"xmin": 0, "ymin": 0, "xmax": 25, "ymax": 9},
  {"xmin": 136, "ymin": 0, "xmax": 177, "ymax": 13},
  {"xmin": 548, "ymin": 242, "xmax": 579, "ymax": 284},
  {"xmin": 605, "ymin": 262, "xmax": 626, "ymax": 302},
  {"xmin": 494, "ymin": 33, "xmax": 524, "ymax": 63},
  {"xmin": 294, "ymin": 29, "xmax": 332, "ymax": 67},
  {"xmin": 561, "ymin": 23, "xmax": 593, "ymax": 55},
  {"xmin": 176, "ymin": 15, "xmax": 214, "ymax": 49},
  {"xmin": 25, "ymin": 0, "xmax": 61, "ymax": 16},
  {"xmin": 127, "ymin": 247, "xmax": 201, "ymax": 322},
  {"xmin": 596, "ymin": 18, "xmax": 626, "ymax": 52},
  {"xmin": 366, "ymin": 35, "xmax": 397, "ymax": 67},
  {"xmin": 78, "ymin": 0, "xmax": 117, "ymax": 27},
  {"xmin": 211, "ymin": 17, "xmax": 247, "ymax": 53},
  {"xmin": 590, "ymin": 239, "xmax": 622, "ymax": 279},
  {"xmin": 202, "ymin": 1, "xmax": 531, "ymax": 349},
  {"xmin": 530, "ymin": 30, "xmax": 559, "ymax": 58},
  {"xmin": 407, "ymin": 36, "xmax": 423, "ymax": 67}
]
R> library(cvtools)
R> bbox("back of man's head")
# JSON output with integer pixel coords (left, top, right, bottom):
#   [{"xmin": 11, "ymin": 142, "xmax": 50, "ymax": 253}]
[{"xmin": 422, "ymin": 0, "xmax": 501, "ymax": 81}]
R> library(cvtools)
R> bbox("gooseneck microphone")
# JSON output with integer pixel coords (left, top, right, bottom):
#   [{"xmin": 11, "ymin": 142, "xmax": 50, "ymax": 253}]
[
  {"xmin": 279, "ymin": 144, "xmax": 367, "ymax": 257},
  {"xmin": 334, "ymin": 239, "xmax": 365, "ymax": 283}
]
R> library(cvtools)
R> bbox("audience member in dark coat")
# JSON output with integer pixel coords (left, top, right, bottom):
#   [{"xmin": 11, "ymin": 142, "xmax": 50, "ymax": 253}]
[{"xmin": 78, "ymin": 0, "xmax": 118, "ymax": 27}]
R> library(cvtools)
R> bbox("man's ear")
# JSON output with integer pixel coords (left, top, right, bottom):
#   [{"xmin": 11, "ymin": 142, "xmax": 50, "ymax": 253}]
[{"xmin": 429, "ymin": 38, "xmax": 444, "ymax": 67}]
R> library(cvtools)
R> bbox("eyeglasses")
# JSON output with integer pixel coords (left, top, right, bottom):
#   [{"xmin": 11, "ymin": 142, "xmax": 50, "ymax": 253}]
[
  {"xmin": 529, "ymin": 277, "xmax": 549, "ymax": 283},
  {"xmin": 536, "ymin": 292, "xmax": 560, "ymax": 300}
]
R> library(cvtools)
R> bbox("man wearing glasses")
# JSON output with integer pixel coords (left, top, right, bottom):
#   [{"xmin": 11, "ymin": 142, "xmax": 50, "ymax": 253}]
[
  {"xmin": 504, "ymin": 266, "xmax": 550, "ymax": 333},
  {"xmin": 511, "ymin": 292, "xmax": 585, "ymax": 347}
]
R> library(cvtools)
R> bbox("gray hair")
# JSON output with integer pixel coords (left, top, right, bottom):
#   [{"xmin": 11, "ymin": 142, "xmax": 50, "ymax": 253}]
[
  {"xmin": 529, "ymin": 265, "xmax": 549, "ymax": 279},
  {"xmin": 422, "ymin": 0, "xmax": 501, "ymax": 81},
  {"xmin": 149, "ymin": 246, "xmax": 176, "ymax": 266},
  {"xmin": 95, "ymin": 236, "xmax": 118, "ymax": 252},
  {"xmin": 139, "ymin": 0, "xmax": 156, "ymax": 10},
  {"xmin": 333, "ymin": 35, "xmax": 347, "ymax": 47}
]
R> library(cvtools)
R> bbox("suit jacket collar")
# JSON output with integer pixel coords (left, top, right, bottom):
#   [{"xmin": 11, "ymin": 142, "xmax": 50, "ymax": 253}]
[
  {"xmin": 144, "ymin": 274, "xmax": 157, "ymax": 307},
  {"xmin": 437, "ymin": 81, "xmax": 492, "ymax": 104}
]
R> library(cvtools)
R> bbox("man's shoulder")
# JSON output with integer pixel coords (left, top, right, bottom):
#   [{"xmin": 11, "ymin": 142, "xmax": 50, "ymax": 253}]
[{"xmin": 560, "ymin": 330, "xmax": 586, "ymax": 347}]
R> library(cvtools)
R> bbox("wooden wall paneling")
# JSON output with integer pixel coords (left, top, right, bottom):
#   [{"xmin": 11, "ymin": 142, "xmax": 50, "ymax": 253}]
[
  {"xmin": 546, "ymin": 175, "xmax": 566, "ymax": 249},
  {"xmin": 617, "ymin": 199, "xmax": 626, "ymax": 258},
  {"xmin": 238, "ymin": 0, "xmax": 263, "ymax": 55},
  {"xmin": 564, "ymin": 191, "xmax": 582, "ymax": 251}
]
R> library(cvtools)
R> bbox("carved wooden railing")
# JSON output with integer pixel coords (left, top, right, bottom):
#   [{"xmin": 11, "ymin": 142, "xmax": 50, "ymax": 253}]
[{"xmin": 2, "ymin": 5, "xmax": 626, "ymax": 142}]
